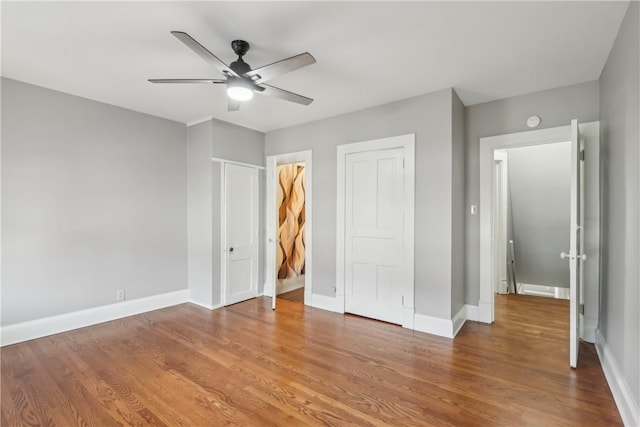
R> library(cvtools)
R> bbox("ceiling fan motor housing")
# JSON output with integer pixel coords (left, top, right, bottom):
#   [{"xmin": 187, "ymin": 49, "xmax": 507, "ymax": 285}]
[
  {"xmin": 230, "ymin": 40, "xmax": 252, "ymax": 75},
  {"xmin": 230, "ymin": 58, "xmax": 251, "ymax": 75},
  {"xmin": 231, "ymin": 40, "xmax": 250, "ymax": 56}
]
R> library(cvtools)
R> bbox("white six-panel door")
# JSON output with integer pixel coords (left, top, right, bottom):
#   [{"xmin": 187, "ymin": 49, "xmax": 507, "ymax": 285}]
[
  {"xmin": 224, "ymin": 163, "xmax": 259, "ymax": 306},
  {"xmin": 344, "ymin": 148, "xmax": 404, "ymax": 324}
]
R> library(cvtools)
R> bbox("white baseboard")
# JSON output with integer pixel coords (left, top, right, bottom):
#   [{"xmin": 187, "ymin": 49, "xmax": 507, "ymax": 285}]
[
  {"xmin": 311, "ymin": 293, "xmax": 343, "ymax": 313},
  {"xmin": 188, "ymin": 300, "xmax": 223, "ymax": 311},
  {"xmin": 583, "ymin": 315, "xmax": 597, "ymax": 343},
  {"xmin": 596, "ymin": 329, "xmax": 640, "ymax": 427},
  {"xmin": 1, "ymin": 290, "xmax": 189, "ymax": 347},
  {"xmin": 478, "ymin": 299, "xmax": 493, "ymax": 323},
  {"xmin": 414, "ymin": 312, "xmax": 455, "ymax": 338},
  {"xmin": 414, "ymin": 305, "xmax": 478, "ymax": 339},
  {"xmin": 452, "ymin": 305, "xmax": 467, "ymax": 337},
  {"xmin": 262, "ymin": 281, "xmax": 273, "ymax": 297},
  {"xmin": 465, "ymin": 304, "xmax": 479, "ymax": 321}
]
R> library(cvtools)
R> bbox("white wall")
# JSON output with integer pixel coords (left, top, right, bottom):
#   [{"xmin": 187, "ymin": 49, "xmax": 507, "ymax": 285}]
[
  {"xmin": 1, "ymin": 78, "xmax": 188, "ymax": 325},
  {"xmin": 599, "ymin": 1, "xmax": 639, "ymax": 420},
  {"xmin": 506, "ymin": 142, "xmax": 571, "ymax": 288},
  {"xmin": 266, "ymin": 88, "xmax": 461, "ymax": 320}
]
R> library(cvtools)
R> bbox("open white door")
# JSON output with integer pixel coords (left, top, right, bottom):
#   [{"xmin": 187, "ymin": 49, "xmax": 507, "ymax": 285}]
[
  {"xmin": 223, "ymin": 163, "xmax": 259, "ymax": 306},
  {"xmin": 566, "ymin": 119, "xmax": 585, "ymax": 368}
]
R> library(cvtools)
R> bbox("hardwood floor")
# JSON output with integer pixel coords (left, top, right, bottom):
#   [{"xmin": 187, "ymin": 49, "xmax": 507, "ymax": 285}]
[
  {"xmin": 1, "ymin": 294, "xmax": 621, "ymax": 426},
  {"xmin": 277, "ymin": 287, "xmax": 305, "ymax": 304}
]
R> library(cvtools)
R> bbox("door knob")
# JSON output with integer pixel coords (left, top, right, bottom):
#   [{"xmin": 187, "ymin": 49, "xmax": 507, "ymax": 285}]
[
  {"xmin": 229, "ymin": 247, "xmax": 234, "ymax": 253},
  {"xmin": 560, "ymin": 251, "xmax": 570, "ymax": 260},
  {"xmin": 579, "ymin": 253, "xmax": 587, "ymax": 261}
]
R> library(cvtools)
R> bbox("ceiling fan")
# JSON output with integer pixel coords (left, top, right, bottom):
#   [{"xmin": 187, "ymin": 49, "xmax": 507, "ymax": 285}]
[{"xmin": 149, "ymin": 31, "xmax": 316, "ymax": 111}]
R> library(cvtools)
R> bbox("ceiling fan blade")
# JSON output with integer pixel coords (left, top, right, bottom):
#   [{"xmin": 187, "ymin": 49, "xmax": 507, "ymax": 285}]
[
  {"xmin": 245, "ymin": 52, "xmax": 315, "ymax": 83},
  {"xmin": 148, "ymin": 79, "xmax": 226, "ymax": 84},
  {"xmin": 257, "ymin": 84, "xmax": 313, "ymax": 105},
  {"xmin": 228, "ymin": 98, "xmax": 241, "ymax": 112},
  {"xmin": 171, "ymin": 31, "xmax": 238, "ymax": 77}
]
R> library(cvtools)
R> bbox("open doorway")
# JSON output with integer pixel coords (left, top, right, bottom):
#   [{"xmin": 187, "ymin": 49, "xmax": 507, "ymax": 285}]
[
  {"xmin": 275, "ymin": 163, "xmax": 306, "ymax": 305},
  {"xmin": 479, "ymin": 121, "xmax": 600, "ymax": 368},
  {"xmin": 493, "ymin": 142, "xmax": 572, "ymax": 301},
  {"xmin": 266, "ymin": 150, "xmax": 313, "ymax": 310}
]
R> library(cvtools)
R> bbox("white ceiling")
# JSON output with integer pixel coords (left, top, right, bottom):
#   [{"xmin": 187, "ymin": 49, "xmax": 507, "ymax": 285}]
[{"xmin": 1, "ymin": 1, "xmax": 628, "ymax": 133}]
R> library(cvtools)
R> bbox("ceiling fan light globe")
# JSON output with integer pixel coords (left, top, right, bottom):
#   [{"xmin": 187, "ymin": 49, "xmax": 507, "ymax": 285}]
[{"xmin": 227, "ymin": 86, "xmax": 253, "ymax": 101}]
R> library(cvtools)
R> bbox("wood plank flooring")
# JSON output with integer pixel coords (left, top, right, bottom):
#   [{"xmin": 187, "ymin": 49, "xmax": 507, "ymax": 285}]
[
  {"xmin": 277, "ymin": 287, "xmax": 305, "ymax": 304},
  {"xmin": 1, "ymin": 294, "xmax": 622, "ymax": 426}
]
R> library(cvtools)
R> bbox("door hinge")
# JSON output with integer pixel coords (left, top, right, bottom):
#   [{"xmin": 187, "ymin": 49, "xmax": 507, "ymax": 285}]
[
  {"xmin": 402, "ymin": 295, "xmax": 404, "ymax": 305},
  {"xmin": 580, "ymin": 149, "xmax": 585, "ymax": 161},
  {"xmin": 580, "ymin": 303, "xmax": 585, "ymax": 315}
]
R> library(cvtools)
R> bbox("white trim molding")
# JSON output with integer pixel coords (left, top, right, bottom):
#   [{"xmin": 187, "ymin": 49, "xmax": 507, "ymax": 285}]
[
  {"xmin": 465, "ymin": 304, "xmax": 480, "ymax": 322},
  {"xmin": 595, "ymin": 329, "xmax": 640, "ymax": 427},
  {"xmin": 413, "ymin": 305, "xmax": 473, "ymax": 339},
  {"xmin": 311, "ymin": 293, "xmax": 343, "ymax": 313},
  {"xmin": 336, "ymin": 134, "xmax": 415, "ymax": 329},
  {"xmin": 1, "ymin": 290, "xmax": 189, "ymax": 347},
  {"xmin": 188, "ymin": 300, "xmax": 223, "ymax": 311},
  {"xmin": 262, "ymin": 281, "xmax": 273, "ymax": 298},
  {"xmin": 583, "ymin": 315, "xmax": 597, "ymax": 344},
  {"xmin": 414, "ymin": 313, "xmax": 456, "ymax": 339},
  {"xmin": 212, "ymin": 157, "xmax": 266, "ymax": 170},
  {"xmin": 452, "ymin": 305, "xmax": 467, "ymax": 337},
  {"xmin": 309, "ymin": 297, "xmax": 478, "ymax": 340}
]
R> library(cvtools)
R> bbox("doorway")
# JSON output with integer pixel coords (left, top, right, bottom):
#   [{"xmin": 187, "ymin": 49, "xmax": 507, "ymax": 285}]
[
  {"xmin": 275, "ymin": 162, "xmax": 306, "ymax": 305},
  {"xmin": 266, "ymin": 150, "xmax": 313, "ymax": 310},
  {"xmin": 493, "ymin": 143, "xmax": 573, "ymax": 300},
  {"xmin": 479, "ymin": 121, "xmax": 600, "ymax": 367}
]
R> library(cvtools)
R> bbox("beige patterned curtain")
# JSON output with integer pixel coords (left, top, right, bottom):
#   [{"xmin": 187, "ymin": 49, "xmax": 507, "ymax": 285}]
[{"xmin": 276, "ymin": 164, "xmax": 305, "ymax": 279}]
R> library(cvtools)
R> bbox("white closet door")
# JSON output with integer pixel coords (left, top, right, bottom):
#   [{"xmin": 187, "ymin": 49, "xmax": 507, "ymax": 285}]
[
  {"xmin": 344, "ymin": 148, "xmax": 404, "ymax": 324},
  {"xmin": 224, "ymin": 163, "xmax": 259, "ymax": 306}
]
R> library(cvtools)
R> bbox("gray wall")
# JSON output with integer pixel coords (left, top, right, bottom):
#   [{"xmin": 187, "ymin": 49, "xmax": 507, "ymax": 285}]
[
  {"xmin": 187, "ymin": 120, "xmax": 215, "ymax": 306},
  {"xmin": 187, "ymin": 118, "xmax": 265, "ymax": 308},
  {"xmin": 1, "ymin": 78, "xmax": 188, "ymax": 325},
  {"xmin": 506, "ymin": 143, "xmax": 571, "ymax": 288},
  {"xmin": 451, "ymin": 92, "xmax": 465, "ymax": 316},
  {"xmin": 267, "ymin": 88, "xmax": 458, "ymax": 320},
  {"xmin": 465, "ymin": 80, "xmax": 600, "ymax": 304},
  {"xmin": 599, "ymin": 0, "xmax": 639, "ymax": 409}
]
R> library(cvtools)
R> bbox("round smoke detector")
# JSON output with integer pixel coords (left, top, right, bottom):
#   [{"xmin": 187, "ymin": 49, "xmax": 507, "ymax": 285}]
[{"xmin": 527, "ymin": 115, "xmax": 541, "ymax": 128}]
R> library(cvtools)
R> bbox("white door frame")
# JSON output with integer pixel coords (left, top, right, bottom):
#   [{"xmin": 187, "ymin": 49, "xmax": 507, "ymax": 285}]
[
  {"xmin": 218, "ymin": 158, "xmax": 264, "ymax": 306},
  {"xmin": 479, "ymin": 122, "xmax": 599, "ymax": 330},
  {"xmin": 265, "ymin": 150, "xmax": 313, "ymax": 306},
  {"xmin": 493, "ymin": 151, "xmax": 509, "ymax": 295},
  {"xmin": 336, "ymin": 134, "xmax": 415, "ymax": 329}
]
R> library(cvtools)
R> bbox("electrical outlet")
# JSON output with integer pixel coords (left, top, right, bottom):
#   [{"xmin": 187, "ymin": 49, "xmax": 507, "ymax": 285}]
[{"xmin": 116, "ymin": 289, "xmax": 126, "ymax": 301}]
